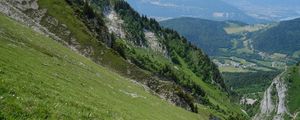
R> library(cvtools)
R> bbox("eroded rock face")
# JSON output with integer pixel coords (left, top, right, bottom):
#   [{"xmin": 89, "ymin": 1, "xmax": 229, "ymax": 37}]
[
  {"xmin": 0, "ymin": 0, "xmax": 85, "ymax": 56},
  {"xmin": 0, "ymin": 0, "xmax": 60, "ymax": 41},
  {"xmin": 144, "ymin": 31, "xmax": 168, "ymax": 55},
  {"xmin": 7, "ymin": 0, "xmax": 47, "ymax": 25},
  {"xmin": 253, "ymin": 71, "xmax": 290, "ymax": 120},
  {"xmin": 144, "ymin": 79, "xmax": 193, "ymax": 111},
  {"xmin": 102, "ymin": 6, "xmax": 195, "ymax": 111},
  {"xmin": 8, "ymin": 0, "xmax": 39, "ymax": 11},
  {"xmin": 104, "ymin": 7, "xmax": 126, "ymax": 39}
]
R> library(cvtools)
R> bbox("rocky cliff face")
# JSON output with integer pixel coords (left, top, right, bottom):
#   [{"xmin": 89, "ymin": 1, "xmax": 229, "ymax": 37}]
[
  {"xmin": 0, "ymin": 0, "xmax": 60, "ymax": 41},
  {"xmin": 253, "ymin": 70, "xmax": 293, "ymax": 120}
]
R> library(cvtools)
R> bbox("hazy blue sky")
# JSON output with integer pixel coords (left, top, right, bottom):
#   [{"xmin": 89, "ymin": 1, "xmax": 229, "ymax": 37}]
[{"xmin": 126, "ymin": 0, "xmax": 300, "ymax": 23}]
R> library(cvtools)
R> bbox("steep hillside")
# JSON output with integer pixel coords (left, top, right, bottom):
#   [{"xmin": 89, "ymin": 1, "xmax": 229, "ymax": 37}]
[
  {"xmin": 160, "ymin": 17, "xmax": 296, "ymax": 118},
  {"xmin": 253, "ymin": 71, "xmax": 289, "ymax": 120},
  {"xmin": 253, "ymin": 64, "xmax": 300, "ymax": 120},
  {"xmin": 285, "ymin": 64, "xmax": 300, "ymax": 119},
  {"xmin": 100, "ymin": 2, "xmax": 245, "ymax": 118},
  {"xmin": 0, "ymin": 13, "xmax": 202, "ymax": 119},
  {"xmin": 0, "ymin": 0, "xmax": 245, "ymax": 119}
]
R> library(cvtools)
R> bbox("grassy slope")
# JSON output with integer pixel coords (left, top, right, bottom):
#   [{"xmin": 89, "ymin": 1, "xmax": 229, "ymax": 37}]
[
  {"xmin": 35, "ymin": 0, "xmax": 245, "ymax": 119},
  {"xmin": 37, "ymin": 0, "xmax": 154, "ymax": 87},
  {"xmin": 175, "ymin": 56, "xmax": 242, "ymax": 115},
  {"xmin": 120, "ymin": 40, "xmax": 243, "ymax": 119},
  {"xmin": 0, "ymin": 14, "xmax": 204, "ymax": 120},
  {"xmin": 287, "ymin": 65, "xmax": 300, "ymax": 116},
  {"xmin": 38, "ymin": 0, "xmax": 93, "ymax": 45}
]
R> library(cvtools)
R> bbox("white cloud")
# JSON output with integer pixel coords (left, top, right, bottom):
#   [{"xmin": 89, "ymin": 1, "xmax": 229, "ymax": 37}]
[{"xmin": 140, "ymin": 0, "xmax": 179, "ymax": 8}]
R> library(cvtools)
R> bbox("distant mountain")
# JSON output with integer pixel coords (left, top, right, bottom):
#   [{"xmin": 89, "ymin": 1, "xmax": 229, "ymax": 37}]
[
  {"xmin": 252, "ymin": 18, "xmax": 300, "ymax": 55},
  {"xmin": 160, "ymin": 17, "xmax": 298, "ymax": 72},
  {"xmin": 126, "ymin": 0, "xmax": 266, "ymax": 23},
  {"xmin": 161, "ymin": 17, "xmax": 300, "ymax": 57},
  {"xmin": 160, "ymin": 17, "xmax": 236, "ymax": 55}
]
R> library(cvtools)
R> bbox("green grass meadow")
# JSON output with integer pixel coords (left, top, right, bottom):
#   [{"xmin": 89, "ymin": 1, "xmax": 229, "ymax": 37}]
[{"xmin": 0, "ymin": 13, "xmax": 203, "ymax": 120}]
